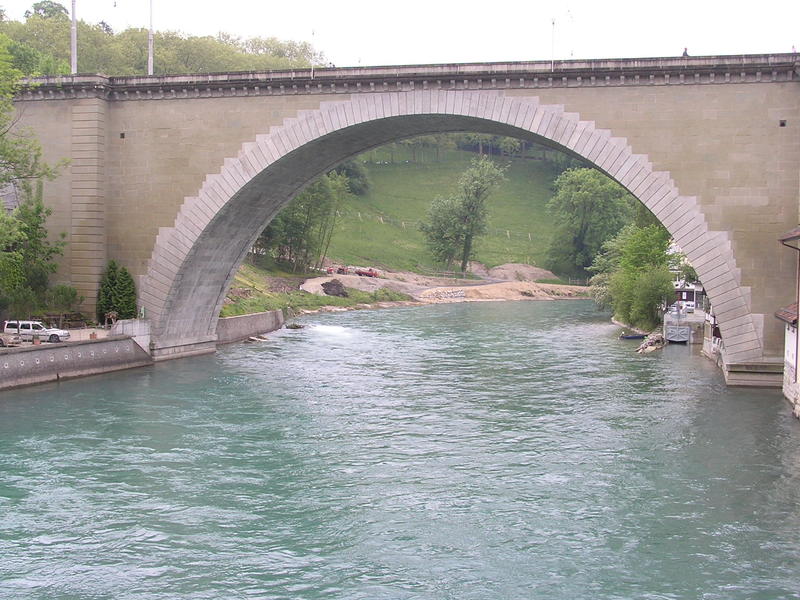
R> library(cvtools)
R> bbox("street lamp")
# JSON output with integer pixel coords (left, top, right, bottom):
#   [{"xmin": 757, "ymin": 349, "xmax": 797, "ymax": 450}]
[
  {"xmin": 147, "ymin": 0, "xmax": 153, "ymax": 75},
  {"xmin": 70, "ymin": 0, "xmax": 77, "ymax": 74}
]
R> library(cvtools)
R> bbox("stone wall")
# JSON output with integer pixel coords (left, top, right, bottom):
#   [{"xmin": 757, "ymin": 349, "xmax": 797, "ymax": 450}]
[
  {"xmin": 0, "ymin": 336, "xmax": 153, "ymax": 391},
  {"xmin": 216, "ymin": 310, "xmax": 285, "ymax": 345}
]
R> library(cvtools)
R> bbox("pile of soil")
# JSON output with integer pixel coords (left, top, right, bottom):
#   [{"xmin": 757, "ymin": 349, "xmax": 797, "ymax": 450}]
[
  {"xmin": 418, "ymin": 281, "xmax": 585, "ymax": 303},
  {"xmin": 265, "ymin": 277, "xmax": 304, "ymax": 293},
  {"xmin": 485, "ymin": 263, "xmax": 557, "ymax": 282}
]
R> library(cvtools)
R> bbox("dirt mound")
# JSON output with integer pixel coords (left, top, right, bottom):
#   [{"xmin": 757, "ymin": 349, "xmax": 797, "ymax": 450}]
[
  {"xmin": 419, "ymin": 281, "xmax": 586, "ymax": 303},
  {"xmin": 468, "ymin": 261, "xmax": 491, "ymax": 278},
  {"xmin": 486, "ymin": 263, "xmax": 557, "ymax": 282}
]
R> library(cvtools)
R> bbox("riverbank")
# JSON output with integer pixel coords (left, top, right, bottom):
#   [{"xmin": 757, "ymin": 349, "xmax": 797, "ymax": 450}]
[
  {"xmin": 226, "ymin": 260, "xmax": 587, "ymax": 317},
  {"xmin": 291, "ymin": 275, "xmax": 587, "ymax": 318}
]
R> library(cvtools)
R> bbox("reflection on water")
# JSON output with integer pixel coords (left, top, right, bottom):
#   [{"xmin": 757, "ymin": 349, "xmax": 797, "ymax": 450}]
[{"xmin": 1, "ymin": 300, "xmax": 798, "ymax": 599}]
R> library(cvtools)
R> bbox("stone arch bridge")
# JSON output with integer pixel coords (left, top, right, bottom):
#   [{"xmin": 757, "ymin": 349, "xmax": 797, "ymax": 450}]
[{"xmin": 13, "ymin": 54, "xmax": 800, "ymax": 382}]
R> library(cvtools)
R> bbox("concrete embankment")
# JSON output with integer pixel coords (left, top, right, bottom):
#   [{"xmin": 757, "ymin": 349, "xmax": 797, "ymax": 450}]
[
  {"xmin": 0, "ymin": 311, "xmax": 287, "ymax": 391},
  {"xmin": 0, "ymin": 336, "xmax": 153, "ymax": 391},
  {"xmin": 216, "ymin": 310, "xmax": 285, "ymax": 344}
]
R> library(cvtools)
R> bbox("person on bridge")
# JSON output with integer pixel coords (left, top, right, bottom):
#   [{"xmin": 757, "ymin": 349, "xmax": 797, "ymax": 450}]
[{"xmin": 682, "ymin": 48, "xmax": 689, "ymax": 57}]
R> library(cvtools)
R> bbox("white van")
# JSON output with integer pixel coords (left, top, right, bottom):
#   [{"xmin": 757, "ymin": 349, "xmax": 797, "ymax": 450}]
[{"xmin": 3, "ymin": 320, "xmax": 71, "ymax": 343}]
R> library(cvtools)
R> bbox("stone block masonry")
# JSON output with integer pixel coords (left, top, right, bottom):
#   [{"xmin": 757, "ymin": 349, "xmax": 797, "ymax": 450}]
[{"xmin": 69, "ymin": 99, "xmax": 108, "ymax": 314}]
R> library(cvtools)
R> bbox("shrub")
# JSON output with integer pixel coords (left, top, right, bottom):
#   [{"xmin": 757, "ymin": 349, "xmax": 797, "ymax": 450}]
[{"xmin": 97, "ymin": 260, "xmax": 137, "ymax": 321}]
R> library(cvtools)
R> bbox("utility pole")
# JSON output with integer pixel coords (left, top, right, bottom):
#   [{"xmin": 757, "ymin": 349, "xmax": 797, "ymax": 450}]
[
  {"xmin": 147, "ymin": 0, "xmax": 154, "ymax": 75},
  {"xmin": 550, "ymin": 18, "xmax": 555, "ymax": 72},
  {"xmin": 70, "ymin": 0, "xmax": 77, "ymax": 74}
]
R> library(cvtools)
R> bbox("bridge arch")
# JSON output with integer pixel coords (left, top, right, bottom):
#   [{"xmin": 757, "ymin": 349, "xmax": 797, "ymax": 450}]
[{"xmin": 142, "ymin": 89, "xmax": 760, "ymax": 363}]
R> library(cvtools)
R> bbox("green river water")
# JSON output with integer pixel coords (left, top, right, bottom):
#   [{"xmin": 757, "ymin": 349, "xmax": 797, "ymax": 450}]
[{"xmin": 1, "ymin": 300, "xmax": 799, "ymax": 599}]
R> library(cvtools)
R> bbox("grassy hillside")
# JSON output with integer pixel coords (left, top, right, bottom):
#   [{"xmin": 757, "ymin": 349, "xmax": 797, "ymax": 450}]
[{"xmin": 325, "ymin": 148, "xmax": 559, "ymax": 272}]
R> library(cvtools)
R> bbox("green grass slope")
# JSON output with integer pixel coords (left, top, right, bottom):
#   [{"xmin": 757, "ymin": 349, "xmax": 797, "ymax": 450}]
[{"xmin": 325, "ymin": 148, "xmax": 559, "ymax": 272}]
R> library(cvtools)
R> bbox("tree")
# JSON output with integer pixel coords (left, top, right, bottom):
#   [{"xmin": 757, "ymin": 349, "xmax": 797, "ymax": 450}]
[
  {"xmin": 315, "ymin": 172, "xmax": 350, "ymax": 270},
  {"xmin": 331, "ymin": 159, "xmax": 370, "ymax": 196},
  {"xmin": 95, "ymin": 260, "xmax": 136, "ymax": 321},
  {"xmin": 0, "ymin": 11, "xmax": 325, "ymax": 76},
  {"xmin": 25, "ymin": 1, "xmax": 69, "ymax": 20},
  {"xmin": 545, "ymin": 168, "xmax": 634, "ymax": 277},
  {"xmin": 113, "ymin": 267, "xmax": 137, "ymax": 319},
  {"xmin": 96, "ymin": 260, "xmax": 118, "ymax": 321},
  {"xmin": 46, "ymin": 283, "xmax": 83, "ymax": 325},
  {"xmin": 419, "ymin": 156, "xmax": 507, "ymax": 273},
  {"xmin": 590, "ymin": 223, "xmax": 674, "ymax": 330},
  {"xmin": 0, "ymin": 33, "xmax": 64, "ymax": 318},
  {"xmin": 260, "ymin": 175, "xmax": 338, "ymax": 272},
  {"xmin": 419, "ymin": 195, "xmax": 463, "ymax": 268},
  {"xmin": 13, "ymin": 182, "xmax": 66, "ymax": 295}
]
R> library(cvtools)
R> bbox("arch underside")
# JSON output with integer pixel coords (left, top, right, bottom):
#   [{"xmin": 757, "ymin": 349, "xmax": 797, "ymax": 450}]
[{"xmin": 142, "ymin": 90, "xmax": 762, "ymax": 363}]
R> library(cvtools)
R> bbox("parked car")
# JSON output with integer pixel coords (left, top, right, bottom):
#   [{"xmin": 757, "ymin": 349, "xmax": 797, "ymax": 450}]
[
  {"xmin": 0, "ymin": 332, "xmax": 22, "ymax": 347},
  {"xmin": 326, "ymin": 265, "xmax": 350, "ymax": 275},
  {"xmin": 3, "ymin": 320, "xmax": 71, "ymax": 343}
]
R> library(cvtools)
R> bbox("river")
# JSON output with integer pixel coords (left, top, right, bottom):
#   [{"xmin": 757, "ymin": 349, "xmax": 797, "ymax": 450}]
[{"xmin": 1, "ymin": 300, "xmax": 799, "ymax": 599}]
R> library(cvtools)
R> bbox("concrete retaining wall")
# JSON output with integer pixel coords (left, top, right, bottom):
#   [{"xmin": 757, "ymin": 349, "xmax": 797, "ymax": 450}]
[
  {"xmin": 0, "ymin": 336, "xmax": 153, "ymax": 391},
  {"xmin": 216, "ymin": 310, "xmax": 284, "ymax": 345},
  {"xmin": 109, "ymin": 318, "xmax": 151, "ymax": 352}
]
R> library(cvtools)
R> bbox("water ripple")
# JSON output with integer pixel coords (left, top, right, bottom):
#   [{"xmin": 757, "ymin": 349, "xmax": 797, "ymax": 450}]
[{"xmin": 1, "ymin": 301, "xmax": 798, "ymax": 599}]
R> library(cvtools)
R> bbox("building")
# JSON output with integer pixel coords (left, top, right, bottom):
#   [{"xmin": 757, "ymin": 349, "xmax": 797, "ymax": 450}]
[{"xmin": 777, "ymin": 227, "xmax": 800, "ymax": 418}]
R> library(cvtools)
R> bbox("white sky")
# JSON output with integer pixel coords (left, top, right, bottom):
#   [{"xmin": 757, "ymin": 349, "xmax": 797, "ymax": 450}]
[{"xmin": 1, "ymin": 0, "xmax": 798, "ymax": 68}]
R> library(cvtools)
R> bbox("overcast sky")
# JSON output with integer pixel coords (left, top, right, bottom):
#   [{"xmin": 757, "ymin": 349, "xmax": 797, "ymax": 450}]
[{"xmin": 1, "ymin": 0, "xmax": 798, "ymax": 68}]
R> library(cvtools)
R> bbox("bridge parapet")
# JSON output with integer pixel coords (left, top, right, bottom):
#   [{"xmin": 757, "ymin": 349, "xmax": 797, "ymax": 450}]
[{"xmin": 17, "ymin": 53, "xmax": 799, "ymax": 102}]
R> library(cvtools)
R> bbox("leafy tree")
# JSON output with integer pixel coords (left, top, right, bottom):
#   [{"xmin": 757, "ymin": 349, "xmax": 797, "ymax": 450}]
[
  {"xmin": 420, "ymin": 156, "xmax": 507, "ymax": 273},
  {"xmin": 257, "ymin": 169, "xmax": 353, "ymax": 272},
  {"xmin": 260, "ymin": 175, "xmax": 337, "ymax": 272},
  {"xmin": 677, "ymin": 261, "xmax": 698, "ymax": 284},
  {"xmin": 0, "ymin": 33, "xmax": 64, "ymax": 318},
  {"xmin": 545, "ymin": 168, "xmax": 634, "ymax": 277},
  {"xmin": 13, "ymin": 181, "xmax": 66, "ymax": 294},
  {"xmin": 419, "ymin": 195, "xmax": 463, "ymax": 268},
  {"xmin": 591, "ymin": 223, "xmax": 674, "ymax": 330},
  {"xmin": 46, "ymin": 283, "xmax": 82, "ymax": 313},
  {"xmin": 498, "ymin": 137, "xmax": 522, "ymax": 156},
  {"xmin": 45, "ymin": 283, "xmax": 83, "ymax": 324},
  {"xmin": 315, "ymin": 172, "xmax": 350, "ymax": 270},
  {"xmin": 5, "ymin": 285, "xmax": 38, "ymax": 319},
  {"xmin": 0, "ymin": 207, "xmax": 23, "ymax": 249},
  {"xmin": 25, "ymin": 1, "xmax": 69, "ymax": 20},
  {"xmin": 0, "ymin": 9, "xmax": 325, "ymax": 76},
  {"xmin": 332, "ymin": 159, "xmax": 370, "ymax": 196}
]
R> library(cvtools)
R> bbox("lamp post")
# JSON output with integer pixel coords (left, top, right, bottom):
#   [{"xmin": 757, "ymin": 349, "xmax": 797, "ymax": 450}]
[
  {"xmin": 70, "ymin": 0, "xmax": 77, "ymax": 74},
  {"xmin": 147, "ymin": 0, "xmax": 153, "ymax": 75}
]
